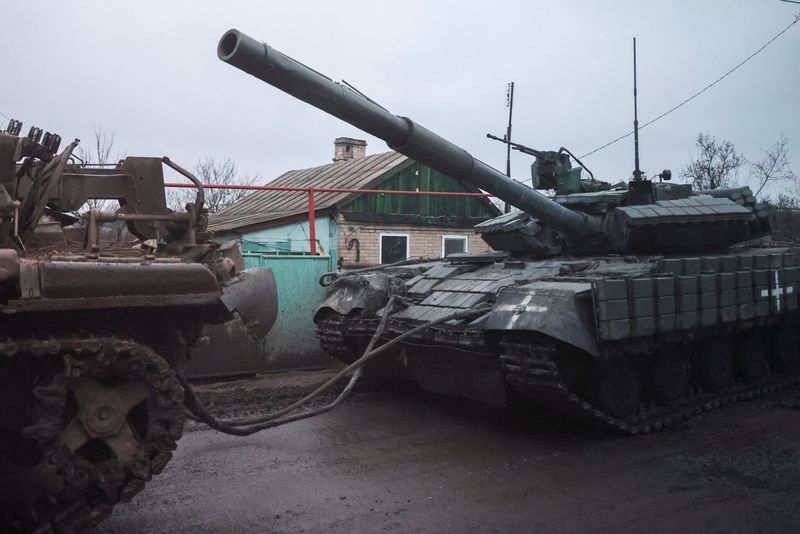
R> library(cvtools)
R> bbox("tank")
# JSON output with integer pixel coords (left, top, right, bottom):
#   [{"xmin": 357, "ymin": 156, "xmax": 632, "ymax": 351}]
[
  {"xmin": 0, "ymin": 121, "xmax": 278, "ymax": 531},
  {"xmin": 218, "ymin": 29, "xmax": 798, "ymax": 434}
]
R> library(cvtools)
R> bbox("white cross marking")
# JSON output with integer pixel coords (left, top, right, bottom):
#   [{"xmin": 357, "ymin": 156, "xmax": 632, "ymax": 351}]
[
  {"xmin": 496, "ymin": 295, "xmax": 549, "ymax": 328},
  {"xmin": 760, "ymin": 271, "xmax": 794, "ymax": 312}
]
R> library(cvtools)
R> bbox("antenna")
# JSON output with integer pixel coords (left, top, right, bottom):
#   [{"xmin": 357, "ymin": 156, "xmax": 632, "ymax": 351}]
[
  {"xmin": 505, "ymin": 81, "xmax": 515, "ymax": 178},
  {"xmin": 504, "ymin": 81, "xmax": 515, "ymax": 213},
  {"xmin": 632, "ymin": 37, "xmax": 642, "ymax": 181}
]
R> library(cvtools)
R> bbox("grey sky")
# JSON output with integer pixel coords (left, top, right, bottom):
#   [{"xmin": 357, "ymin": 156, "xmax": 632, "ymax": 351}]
[{"xmin": 2, "ymin": 1, "xmax": 798, "ymax": 198}]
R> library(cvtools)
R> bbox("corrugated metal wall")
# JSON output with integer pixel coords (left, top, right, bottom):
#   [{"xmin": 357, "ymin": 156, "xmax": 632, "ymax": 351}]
[
  {"xmin": 342, "ymin": 161, "xmax": 497, "ymax": 220},
  {"xmin": 186, "ymin": 254, "xmax": 334, "ymax": 378}
]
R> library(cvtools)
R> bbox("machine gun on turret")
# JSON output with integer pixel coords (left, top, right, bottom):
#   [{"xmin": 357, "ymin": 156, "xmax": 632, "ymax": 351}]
[{"xmin": 486, "ymin": 133, "xmax": 604, "ymax": 194}]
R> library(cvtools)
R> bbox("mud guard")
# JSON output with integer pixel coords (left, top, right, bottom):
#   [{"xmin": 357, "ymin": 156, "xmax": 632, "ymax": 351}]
[
  {"xmin": 220, "ymin": 268, "xmax": 279, "ymax": 338},
  {"xmin": 314, "ymin": 273, "xmax": 393, "ymax": 319},
  {"xmin": 485, "ymin": 281, "xmax": 600, "ymax": 357}
]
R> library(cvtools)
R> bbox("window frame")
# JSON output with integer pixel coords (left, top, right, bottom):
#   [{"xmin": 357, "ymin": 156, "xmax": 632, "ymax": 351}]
[
  {"xmin": 379, "ymin": 232, "xmax": 411, "ymax": 264},
  {"xmin": 441, "ymin": 234, "xmax": 469, "ymax": 257}
]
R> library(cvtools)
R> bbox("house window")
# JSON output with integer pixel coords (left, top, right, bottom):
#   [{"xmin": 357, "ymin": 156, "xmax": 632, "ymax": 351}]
[
  {"xmin": 442, "ymin": 234, "xmax": 468, "ymax": 257},
  {"xmin": 380, "ymin": 233, "xmax": 410, "ymax": 264}
]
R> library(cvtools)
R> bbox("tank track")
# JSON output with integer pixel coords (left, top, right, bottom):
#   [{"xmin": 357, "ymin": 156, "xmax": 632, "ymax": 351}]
[
  {"xmin": 315, "ymin": 313, "xmax": 359, "ymax": 361},
  {"xmin": 499, "ymin": 339, "xmax": 800, "ymax": 435},
  {"xmin": 316, "ymin": 312, "xmax": 800, "ymax": 434},
  {"xmin": 0, "ymin": 336, "xmax": 185, "ymax": 532}
]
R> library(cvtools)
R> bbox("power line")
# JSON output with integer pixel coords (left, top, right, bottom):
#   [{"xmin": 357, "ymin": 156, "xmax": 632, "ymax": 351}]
[{"xmin": 580, "ymin": 14, "xmax": 800, "ymax": 159}]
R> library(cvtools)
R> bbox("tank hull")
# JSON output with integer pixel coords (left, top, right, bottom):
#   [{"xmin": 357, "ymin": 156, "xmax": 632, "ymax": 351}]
[{"xmin": 315, "ymin": 249, "xmax": 800, "ymax": 433}]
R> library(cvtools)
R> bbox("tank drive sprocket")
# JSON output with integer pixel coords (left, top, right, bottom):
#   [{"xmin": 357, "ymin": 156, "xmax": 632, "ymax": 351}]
[{"xmin": 0, "ymin": 336, "xmax": 185, "ymax": 532}]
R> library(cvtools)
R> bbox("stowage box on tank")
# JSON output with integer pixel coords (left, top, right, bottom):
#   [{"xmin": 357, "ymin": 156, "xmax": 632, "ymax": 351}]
[{"xmin": 218, "ymin": 29, "xmax": 797, "ymax": 435}]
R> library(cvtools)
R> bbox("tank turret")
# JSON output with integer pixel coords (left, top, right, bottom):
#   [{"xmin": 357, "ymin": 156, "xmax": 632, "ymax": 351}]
[{"xmin": 217, "ymin": 29, "xmax": 766, "ymax": 255}]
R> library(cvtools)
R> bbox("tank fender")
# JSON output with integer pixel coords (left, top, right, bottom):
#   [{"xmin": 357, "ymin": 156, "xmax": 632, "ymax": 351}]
[
  {"xmin": 485, "ymin": 281, "xmax": 600, "ymax": 357},
  {"xmin": 314, "ymin": 272, "xmax": 394, "ymax": 319}
]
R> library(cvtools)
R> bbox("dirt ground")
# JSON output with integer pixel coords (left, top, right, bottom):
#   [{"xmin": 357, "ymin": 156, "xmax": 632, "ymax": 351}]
[{"xmin": 94, "ymin": 370, "xmax": 800, "ymax": 533}]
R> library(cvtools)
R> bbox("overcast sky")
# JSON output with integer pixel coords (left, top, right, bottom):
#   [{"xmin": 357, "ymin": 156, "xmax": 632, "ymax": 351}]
[{"xmin": 2, "ymin": 1, "xmax": 798, "ymax": 199}]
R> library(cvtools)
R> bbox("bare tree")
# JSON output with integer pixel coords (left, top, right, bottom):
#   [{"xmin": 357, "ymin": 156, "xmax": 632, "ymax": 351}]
[
  {"xmin": 750, "ymin": 135, "xmax": 796, "ymax": 198},
  {"xmin": 72, "ymin": 127, "xmax": 134, "ymax": 246},
  {"xmin": 767, "ymin": 193, "xmax": 800, "ymax": 243},
  {"xmin": 681, "ymin": 133, "xmax": 746, "ymax": 190},
  {"xmin": 773, "ymin": 193, "xmax": 799, "ymax": 209},
  {"xmin": 167, "ymin": 157, "xmax": 260, "ymax": 213},
  {"xmin": 762, "ymin": 139, "xmax": 800, "ymax": 241},
  {"xmin": 76, "ymin": 126, "xmax": 120, "ymax": 211}
]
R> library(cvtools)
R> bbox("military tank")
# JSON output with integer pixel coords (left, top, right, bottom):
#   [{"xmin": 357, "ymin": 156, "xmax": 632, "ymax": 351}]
[
  {"xmin": 218, "ymin": 29, "xmax": 798, "ymax": 434},
  {"xmin": 0, "ymin": 121, "xmax": 277, "ymax": 531}
]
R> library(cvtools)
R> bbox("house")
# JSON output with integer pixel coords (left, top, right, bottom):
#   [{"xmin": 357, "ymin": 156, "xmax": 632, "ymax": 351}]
[
  {"xmin": 210, "ymin": 138, "xmax": 501, "ymax": 267},
  {"xmin": 189, "ymin": 138, "xmax": 501, "ymax": 377}
]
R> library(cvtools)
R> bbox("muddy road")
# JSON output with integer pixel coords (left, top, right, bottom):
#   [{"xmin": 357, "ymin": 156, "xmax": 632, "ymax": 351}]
[{"xmin": 95, "ymin": 371, "xmax": 800, "ymax": 533}]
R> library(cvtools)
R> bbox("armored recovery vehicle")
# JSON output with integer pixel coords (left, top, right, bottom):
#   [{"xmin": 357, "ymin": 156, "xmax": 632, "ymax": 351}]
[
  {"xmin": 0, "ymin": 121, "xmax": 277, "ymax": 531},
  {"xmin": 218, "ymin": 29, "xmax": 799, "ymax": 434}
]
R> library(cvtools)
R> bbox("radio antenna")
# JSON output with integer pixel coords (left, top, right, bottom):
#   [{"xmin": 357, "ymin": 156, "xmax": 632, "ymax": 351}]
[
  {"xmin": 632, "ymin": 37, "xmax": 642, "ymax": 181},
  {"xmin": 503, "ymin": 81, "xmax": 514, "ymax": 213}
]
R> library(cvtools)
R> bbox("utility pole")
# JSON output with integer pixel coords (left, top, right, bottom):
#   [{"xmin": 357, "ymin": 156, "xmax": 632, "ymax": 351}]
[{"xmin": 504, "ymin": 81, "xmax": 515, "ymax": 213}]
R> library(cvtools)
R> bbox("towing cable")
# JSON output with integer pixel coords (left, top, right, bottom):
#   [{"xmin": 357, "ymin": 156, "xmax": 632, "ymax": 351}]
[{"xmin": 178, "ymin": 298, "xmax": 492, "ymax": 436}]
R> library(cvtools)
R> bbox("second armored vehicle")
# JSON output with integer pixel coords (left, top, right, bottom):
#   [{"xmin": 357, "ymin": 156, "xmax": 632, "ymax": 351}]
[
  {"xmin": 218, "ymin": 29, "xmax": 798, "ymax": 434},
  {"xmin": 0, "ymin": 121, "xmax": 277, "ymax": 531}
]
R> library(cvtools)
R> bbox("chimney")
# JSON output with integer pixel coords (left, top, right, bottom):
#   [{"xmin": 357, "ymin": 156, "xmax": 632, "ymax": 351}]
[{"xmin": 333, "ymin": 137, "xmax": 367, "ymax": 162}]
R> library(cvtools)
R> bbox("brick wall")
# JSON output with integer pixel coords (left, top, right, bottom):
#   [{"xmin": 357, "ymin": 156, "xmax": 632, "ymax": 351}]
[
  {"xmin": 335, "ymin": 216, "xmax": 492, "ymax": 266},
  {"xmin": 333, "ymin": 137, "xmax": 367, "ymax": 161}
]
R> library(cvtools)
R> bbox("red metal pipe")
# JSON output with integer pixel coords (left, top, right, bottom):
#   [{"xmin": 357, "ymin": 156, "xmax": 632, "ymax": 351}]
[
  {"xmin": 307, "ymin": 189, "xmax": 317, "ymax": 256},
  {"xmin": 164, "ymin": 182, "xmax": 492, "ymax": 197},
  {"xmin": 165, "ymin": 183, "xmax": 506, "ymax": 258}
]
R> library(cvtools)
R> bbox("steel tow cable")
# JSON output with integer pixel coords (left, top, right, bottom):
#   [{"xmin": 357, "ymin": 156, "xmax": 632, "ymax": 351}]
[{"xmin": 179, "ymin": 299, "xmax": 492, "ymax": 436}]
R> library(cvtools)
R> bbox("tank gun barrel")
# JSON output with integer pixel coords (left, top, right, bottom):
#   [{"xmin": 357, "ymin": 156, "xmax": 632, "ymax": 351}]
[{"xmin": 217, "ymin": 29, "xmax": 600, "ymax": 238}]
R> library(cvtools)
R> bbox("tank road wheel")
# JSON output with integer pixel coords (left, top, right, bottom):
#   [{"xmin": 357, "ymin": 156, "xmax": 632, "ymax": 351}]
[
  {"xmin": 771, "ymin": 328, "xmax": 800, "ymax": 374},
  {"xmin": 651, "ymin": 349, "xmax": 689, "ymax": 406},
  {"xmin": 3, "ymin": 337, "xmax": 185, "ymax": 532},
  {"xmin": 697, "ymin": 338, "xmax": 734, "ymax": 393},
  {"xmin": 595, "ymin": 358, "xmax": 641, "ymax": 420},
  {"xmin": 736, "ymin": 331, "xmax": 770, "ymax": 384}
]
